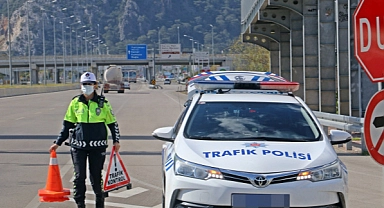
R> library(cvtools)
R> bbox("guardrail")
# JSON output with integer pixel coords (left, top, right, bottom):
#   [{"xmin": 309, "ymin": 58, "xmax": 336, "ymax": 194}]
[{"xmin": 313, "ymin": 111, "xmax": 366, "ymax": 153}]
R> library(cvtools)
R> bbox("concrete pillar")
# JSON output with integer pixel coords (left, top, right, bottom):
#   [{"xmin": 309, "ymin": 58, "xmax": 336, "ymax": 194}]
[
  {"xmin": 270, "ymin": 41, "xmax": 280, "ymax": 75},
  {"xmin": 280, "ymin": 30, "xmax": 291, "ymax": 80},
  {"xmin": 337, "ymin": 0, "xmax": 351, "ymax": 116},
  {"xmin": 319, "ymin": 0, "xmax": 337, "ymax": 113},
  {"xmin": 31, "ymin": 64, "xmax": 38, "ymax": 84},
  {"xmin": 291, "ymin": 12, "xmax": 305, "ymax": 100},
  {"xmin": 303, "ymin": 0, "xmax": 320, "ymax": 111}
]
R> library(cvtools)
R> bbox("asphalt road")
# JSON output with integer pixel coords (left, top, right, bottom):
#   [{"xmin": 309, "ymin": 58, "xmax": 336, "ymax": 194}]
[{"xmin": 0, "ymin": 81, "xmax": 383, "ymax": 208}]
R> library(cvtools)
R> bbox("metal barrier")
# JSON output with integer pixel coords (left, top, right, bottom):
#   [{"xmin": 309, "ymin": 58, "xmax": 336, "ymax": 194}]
[{"xmin": 313, "ymin": 111, "xmax": 366, "ymax": 153}]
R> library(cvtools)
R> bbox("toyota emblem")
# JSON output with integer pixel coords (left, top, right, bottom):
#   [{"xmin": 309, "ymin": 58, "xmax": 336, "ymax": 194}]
[{"xmin": 250, "ymin": 175, "xmax": 271, "ymax": 188}]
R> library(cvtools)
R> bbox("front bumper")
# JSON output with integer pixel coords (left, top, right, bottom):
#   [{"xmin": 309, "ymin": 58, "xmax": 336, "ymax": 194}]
[{"xmin": 166, "ymin": 175, "xmax": 347, "ymax": 208}]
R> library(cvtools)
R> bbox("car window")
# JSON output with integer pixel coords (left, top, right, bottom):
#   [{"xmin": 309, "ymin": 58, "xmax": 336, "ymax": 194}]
[{"xmin": 184, "ymin": 101, "xmax": 321, "ymax": 141}]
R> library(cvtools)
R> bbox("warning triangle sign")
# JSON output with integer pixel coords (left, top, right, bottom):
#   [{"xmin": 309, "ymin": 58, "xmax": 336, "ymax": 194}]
[{"xmin": 104, "ymin": 146, "xmax": 130, "ymax": 192}]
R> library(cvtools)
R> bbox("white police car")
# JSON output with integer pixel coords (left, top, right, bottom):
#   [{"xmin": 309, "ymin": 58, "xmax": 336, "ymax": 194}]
[{"xmin": 153, "ymin": 72, "xmax": 351, "ymax": 208}]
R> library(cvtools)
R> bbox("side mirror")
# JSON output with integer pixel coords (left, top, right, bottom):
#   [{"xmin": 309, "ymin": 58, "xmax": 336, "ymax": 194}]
[
  {"xmin": 329, "ymin": 129, "xmax": 352, "ymax": 145},
  {"xmin": 152, "ymin": 127, "xmax": 174, "ymax": 142}
]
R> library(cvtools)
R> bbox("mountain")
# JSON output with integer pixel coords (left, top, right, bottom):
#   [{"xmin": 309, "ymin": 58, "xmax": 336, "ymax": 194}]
[{"xmin": 0, "ymin": 0, "xmax": 241, "ymax": 56}]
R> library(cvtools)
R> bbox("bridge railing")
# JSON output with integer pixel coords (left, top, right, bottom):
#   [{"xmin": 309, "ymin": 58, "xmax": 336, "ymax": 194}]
[
  {"xmin": 0, "ymin": 53, "xmax": 229, "ymax": 61},
  {"xmin": 313, "ymin": 111, "xmax": 366, "ymax": 153}
]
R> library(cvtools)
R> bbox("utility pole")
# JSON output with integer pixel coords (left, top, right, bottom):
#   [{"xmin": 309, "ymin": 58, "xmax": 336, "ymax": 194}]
[
  {"xmin": 52, "ymin": 16, "xmax": 57, "ymax": 84},
  {"xmin": 60, "ymin": 21, "xmax": 66, "ymax": 84},
  {"xmin": 43, "ymin": 13, "xmax": 46, "ymax": 85},
  {"xmin": 27, "ymin": 1, "xmax": 32, "ymax": 85},
  {"xmin": 210, "ymin": 24, "xmax": 215, "ymax": 66},
  {"xmin": 7, "ymin": 0, "xmax": 12, "ymax": 85}
]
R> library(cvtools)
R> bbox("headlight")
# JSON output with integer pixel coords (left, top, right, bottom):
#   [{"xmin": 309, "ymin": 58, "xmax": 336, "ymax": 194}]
[
  {"xmin": 174, "ymin": 155, "xmax": 223, "ymax": 180},
  {"xmin": 297, "ymin": 160, "xmax": 341, "ymax": 182}
]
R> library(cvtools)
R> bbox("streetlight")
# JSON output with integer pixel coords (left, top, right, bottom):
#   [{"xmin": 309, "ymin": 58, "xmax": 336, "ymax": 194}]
[
  {"xmin": 83, "ymin": 31, "xmax": 93, "ymax": 68},
  {"xmin": 59, "ymin": 21, "xmax": 65, "ymax": 83},
  {"xmin": 177, "ymin": 26, "xmax": 180, "ymax": 44},
  {"xmin": 59, "ymin": 15, "xmax": 74, "ymax": 84},
  {"xmin": 210, "ymin": 24, "xmax": 215, "ymax": 66},
  {"xmin": 27, "ymin": 0, "xmax": 33, "ymax": 85},
  {"xmin": 42, "ymin": 12, "xmax": 47, "ymax": 85},
  {"xmin": 184, "ymin": 35, "xmax": 194, "ymax": 53},
  {"xmin": 158, "ymin": 27, "xmax": 161, "ymax": 52},
  {"xmin": 50, "ymin": 15, "xmax": 58, "ymax": 83},
  {"xmin": 6, "ymin": 0, "xmax": 12, "ymax": 85},
  {"xmin": 97, "ymin": 24, "xmax": 100, "ymax": 55},
  {"xmin": 194, "ymin": 41, "xmax": 201, "ymax": 51},
  {"xmin": 67, "ymin": 20, "xmax": 81, "ymax": 83},
  {"xmin": 77, "ymin": 35, "xmax": 83, "ymax": 69},
  {"xmin": 50, "ymin": 2, "xmax": 69, "ymax": 83},
  {"xmin": 86, "ymin": 36, "xmax": 98, "ymax": 66}
]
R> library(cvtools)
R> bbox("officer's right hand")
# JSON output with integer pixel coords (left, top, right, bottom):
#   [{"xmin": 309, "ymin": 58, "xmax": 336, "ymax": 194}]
[{"xmin": 49, "ymin": 144, "xmax": 59, "ymax": 152}]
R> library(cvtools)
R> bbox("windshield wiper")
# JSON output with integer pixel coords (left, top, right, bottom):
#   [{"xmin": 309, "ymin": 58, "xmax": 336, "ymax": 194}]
[
  {"xmin": 248, "ymin": 137, "xmax": 311, "ymax": 142},
  {"xmin": 188, "ymin": 136, "xmax": 213, "ymax": 140}
]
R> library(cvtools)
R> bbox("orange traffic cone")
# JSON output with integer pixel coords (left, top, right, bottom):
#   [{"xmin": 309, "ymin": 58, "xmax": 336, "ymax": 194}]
[{"xmin": 38, "ymin": 150, "xmax": 70, "ymax": 202}]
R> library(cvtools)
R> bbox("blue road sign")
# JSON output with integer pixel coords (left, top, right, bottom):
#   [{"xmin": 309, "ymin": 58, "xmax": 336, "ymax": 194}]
[{"xmin": 127, "ymin": 44, "xmax": 147, "ymax": 60}]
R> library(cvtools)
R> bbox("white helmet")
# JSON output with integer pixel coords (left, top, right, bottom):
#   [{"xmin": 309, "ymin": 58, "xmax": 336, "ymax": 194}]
[{"xmin": 80, "ymin": 72, "xmax": 96, "ymax": 83}]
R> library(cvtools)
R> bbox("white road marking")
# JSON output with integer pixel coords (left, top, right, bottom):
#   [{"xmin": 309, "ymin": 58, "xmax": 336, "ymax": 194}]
[
  {"xmin": 69, "ymin": 198, "xmax": 161, "ymax": 208},
  {"xmin": 15, "ymin": 117, "xmax": 25, "ymax": 120},
  {"xmin": 69, "ymin": 187, "xmax": 148, "ymax": 198},
  {"xmin": 107, "ymin": 187, "xmax": 148, "ymax": 198}
]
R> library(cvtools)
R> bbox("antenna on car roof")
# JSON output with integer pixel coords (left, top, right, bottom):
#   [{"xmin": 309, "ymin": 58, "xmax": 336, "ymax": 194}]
[{"xmin": 98, "ymin": 82, "xmax": 105, "ymax": 108}]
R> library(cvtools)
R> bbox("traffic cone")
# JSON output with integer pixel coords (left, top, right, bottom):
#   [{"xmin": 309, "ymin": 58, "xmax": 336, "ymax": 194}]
[{"xmin": 38, "ymin": 150, "xmax": 70, "ymax": 202}]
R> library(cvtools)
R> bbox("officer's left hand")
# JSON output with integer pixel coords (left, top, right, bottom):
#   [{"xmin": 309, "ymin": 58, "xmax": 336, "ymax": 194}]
[{"xmin": 114, "ymin": 142, "xmax": 120, "ymax": 152}]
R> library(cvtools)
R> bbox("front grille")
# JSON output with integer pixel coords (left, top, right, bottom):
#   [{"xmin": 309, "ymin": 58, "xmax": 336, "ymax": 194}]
[{"xmin": 221, "ymin": 169, "xmax": 298, "ymax": 186}]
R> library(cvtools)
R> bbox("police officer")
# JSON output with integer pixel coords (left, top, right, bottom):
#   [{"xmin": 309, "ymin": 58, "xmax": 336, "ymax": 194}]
[{"xmin": 49, "ymin": 72, "xmax": 121, "ymax": 208}]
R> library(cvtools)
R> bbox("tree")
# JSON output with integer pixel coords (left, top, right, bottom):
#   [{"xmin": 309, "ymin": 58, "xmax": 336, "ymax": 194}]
[{"xmin": 228, "ymin": 36, "xmax": 270, "ymax": 71}]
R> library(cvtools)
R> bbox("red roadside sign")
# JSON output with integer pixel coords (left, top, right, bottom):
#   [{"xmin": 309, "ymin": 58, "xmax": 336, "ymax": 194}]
[
  {"xmin": 104, "ymin": 146, "xmax": 131, "ymax": 192},
  {"xmin": 364, "ymin": 90, "xmax": 384, "ymax": 165},
  {"xmin": 354, "ymin": 0, "xmax": 384, "ymax": 82}
]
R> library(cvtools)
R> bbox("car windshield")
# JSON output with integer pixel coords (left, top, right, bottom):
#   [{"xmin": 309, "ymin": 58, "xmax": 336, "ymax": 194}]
[{"xmin": 184, "ymin": 101, "xmax": 321, "ymax": 142}]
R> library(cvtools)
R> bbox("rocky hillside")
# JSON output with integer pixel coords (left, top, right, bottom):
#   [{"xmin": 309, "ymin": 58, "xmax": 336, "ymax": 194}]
[{"xmin": 0, "ymin": 0, "xmax": 240, "ymax": 56}]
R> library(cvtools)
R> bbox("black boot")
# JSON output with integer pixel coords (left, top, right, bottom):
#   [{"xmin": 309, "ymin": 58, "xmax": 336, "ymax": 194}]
[
  {"xmin": 95, "ymin": 195, "xmax": 105, "ymax": 208},
  {"xmin": 76, "ymin": 202, "xmax": 85, "ymax": 208}
]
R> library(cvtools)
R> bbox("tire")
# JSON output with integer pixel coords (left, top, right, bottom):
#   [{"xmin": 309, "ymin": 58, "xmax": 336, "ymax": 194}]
[{"xmin": 104, "ymin": 90, "xmax": 109, "ymax": 93}]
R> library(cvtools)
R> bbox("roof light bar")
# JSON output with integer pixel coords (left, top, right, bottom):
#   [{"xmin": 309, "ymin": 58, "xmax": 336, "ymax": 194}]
[
  {"xmin": 188, "ymin": 71, "xmax": 287, "ymax": 84},
  {"xmin": 195, "ymin": 80, "xmax": 300, "ymax": 92}
]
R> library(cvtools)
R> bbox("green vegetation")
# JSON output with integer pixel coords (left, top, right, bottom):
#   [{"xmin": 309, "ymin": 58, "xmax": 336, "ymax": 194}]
[
  {"xmin": 229, "ymin": 36, "xmax": 270, "ymax": 71},
  {"xmin": 1, "ymin": 0, "xmax": 241, "ymax": 56}
]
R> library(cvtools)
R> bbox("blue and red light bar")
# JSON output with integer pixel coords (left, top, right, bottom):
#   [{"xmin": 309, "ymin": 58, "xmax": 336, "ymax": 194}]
[{"xmin": 194, "ymin": 80, "xmax": 300, "ymax": 92}]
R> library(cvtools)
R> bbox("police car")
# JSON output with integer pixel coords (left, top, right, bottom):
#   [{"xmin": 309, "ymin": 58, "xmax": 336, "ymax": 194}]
[{"xmin": 153, "ymin": 71, "xmax": 351, "ymax": 208}]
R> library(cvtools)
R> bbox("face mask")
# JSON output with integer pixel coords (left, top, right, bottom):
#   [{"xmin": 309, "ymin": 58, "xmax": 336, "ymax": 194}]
[{"xmin": 81, "ymin": 85, "xmax": 94, "ymax": 95}]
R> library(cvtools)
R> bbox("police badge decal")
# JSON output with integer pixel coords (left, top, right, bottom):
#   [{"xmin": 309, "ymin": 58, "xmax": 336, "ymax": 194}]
[{"xmin": 96, "ymin": 108, "xmax": 101, "ymax": 116}]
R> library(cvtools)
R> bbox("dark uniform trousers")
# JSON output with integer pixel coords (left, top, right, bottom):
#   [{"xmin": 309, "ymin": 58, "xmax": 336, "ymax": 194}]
[{"xmin": 71, "ymin": 147, "xmax": 106, "ymax": 203}]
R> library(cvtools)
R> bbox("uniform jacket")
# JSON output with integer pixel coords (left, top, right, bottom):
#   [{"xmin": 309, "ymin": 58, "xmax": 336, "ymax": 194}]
[{"xmin": 55, "ymin": 92, "xmax": 120, "ymax": 149}]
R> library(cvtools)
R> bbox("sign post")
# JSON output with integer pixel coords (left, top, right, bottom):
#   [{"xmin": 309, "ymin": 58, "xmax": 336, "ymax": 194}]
[
  {"xmin": 354, "ymin": 0, "xmax": 384, "ymax": 165},
  {"xmin": 354, "ymin": 0, "xmax": 384, "ymax": 82}
]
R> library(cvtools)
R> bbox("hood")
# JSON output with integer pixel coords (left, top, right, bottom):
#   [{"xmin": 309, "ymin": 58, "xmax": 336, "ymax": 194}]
[{"xmin": 175, "ymin": 138, "xmax": 337, "ymax": 173}]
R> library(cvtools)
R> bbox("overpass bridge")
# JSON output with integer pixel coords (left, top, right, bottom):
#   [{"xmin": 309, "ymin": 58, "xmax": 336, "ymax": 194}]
[
  {"xmin": 240, "ymin": 0, "xmax": 377, "ymax": 117},
  {"xmin": 0, "ymin": 54, "xmax": 231, "ymax": 84}
]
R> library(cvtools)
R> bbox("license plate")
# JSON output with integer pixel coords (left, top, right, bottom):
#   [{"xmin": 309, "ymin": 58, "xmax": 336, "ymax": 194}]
[{"xmin": 232, "ymin": 194, "xmax": 290, "ymax": 208}]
